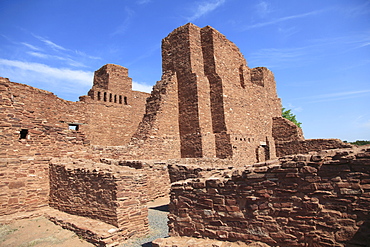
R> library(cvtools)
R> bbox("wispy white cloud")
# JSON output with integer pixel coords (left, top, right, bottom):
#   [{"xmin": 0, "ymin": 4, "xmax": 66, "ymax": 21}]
[
  {"xmin": 296, "ymin": 90, "xmax": 370, "ymax": 103},
  {"xmin": 242, "ymin": 9, "xmax": 325, "ymax": 30},
  {"xmin": 249, "ymin": 31, "xmax": 370, "ymax": 69},
  {"xmin": 111, "ymin": 7, "xmax": 135, "ymax": 36},
  {"xmin": 343, "ymin": 1, "xmax": 370, "ymax": 17},
  {"xmin": 27, "ymin": 51, "xmax": 48, "ymax": 58},
  {"xmin": 21, "ymin": 42, "xmax": 42, "ymax": 51},
  {"xmin": 137, "ymin": 0, "xmax": 151, "ymax": 4},
  {"xmin": 26, "ymin": 51, "xmax": 88, "ymax": 67},
  {"xmin": 0, "ymin": 58, "xmax": 92, "ymax": 86},
  {"xmin": 255, "ymin": 1, "xmax": 273, "ymax": 18},
  {"xmin": 187, "ymin": 0, "xmax": 226, "ymax": 22},
  {"xmin": 74, "ymin": 50, "xmax": 101, "ymax": 60},
  {"xmin": 132, "ymin": 81, "xmax": 152, "ymax": 93},
  {"xmin": 33, "ymin": 35, "xmax": 68, "ymax": 51},
  {"xmin": 249, "ymin": 47, "xmax": 307, "ymax": 68}
]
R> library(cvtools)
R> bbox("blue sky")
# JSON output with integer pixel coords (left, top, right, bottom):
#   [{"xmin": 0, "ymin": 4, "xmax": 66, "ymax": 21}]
[{"xmin": 0, "ymin": 0, "xmax": 369, "ymax": 141}]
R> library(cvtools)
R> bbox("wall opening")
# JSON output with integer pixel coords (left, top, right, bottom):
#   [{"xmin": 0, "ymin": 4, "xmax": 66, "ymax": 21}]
[
  {"xmin": 109, "ymin": 93, "xmax": 112, "ymax": 102},
  {"xmin": 68, "ymin": 124, "xmax": 79, "ymax": 131},
  {"xmin": 114, "ymin": 95, "xmax": 117, "ymax": 103},
  {"xmin": 97, "ymin": 92, "xmax": 101, "ymax": 101},
  {"xmin": 119, "ymin": 95, "xmax": 122, "ymax": 104},
  {"xmin": 124, "ymin": 96, "xmax": 128, "ymax": 105},
  {"xmin": 239, "ymin": 65, "xmax": 245, "ymax": 89},
  {"xmin": 19, "ymin": 129, "xmax": 28, "ymax": 139},
  {"xmin": 104, "ymin": 92, "xmax": 107, "ymax": 102}
]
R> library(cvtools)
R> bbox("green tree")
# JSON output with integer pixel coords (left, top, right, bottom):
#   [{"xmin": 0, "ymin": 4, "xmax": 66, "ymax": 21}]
[
  {"xmin": 282, "ymin": 107, "xmax": 302, "ymax": 128},
  {"xmin": 348, "ymin": 140, "xmax": 370, "ymax": 146}
]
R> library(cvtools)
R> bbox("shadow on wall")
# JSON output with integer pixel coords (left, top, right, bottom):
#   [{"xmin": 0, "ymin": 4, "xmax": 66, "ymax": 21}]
[{"xmin": 346, "ymin": 219, "xmax": 370, "ymax": 247}]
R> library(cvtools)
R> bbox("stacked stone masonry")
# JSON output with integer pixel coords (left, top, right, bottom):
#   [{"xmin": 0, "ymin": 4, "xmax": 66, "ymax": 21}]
[
  {"xmin": 0, "ymin": 23, "xmax": 367, "ymax": 246},
  {"xmin": 49, "ymin": 158, "xmax": 148, "ymax": 234},
  {"xmin": 168, "ymin": 146, "xmax": 370, "ymax": 246}
]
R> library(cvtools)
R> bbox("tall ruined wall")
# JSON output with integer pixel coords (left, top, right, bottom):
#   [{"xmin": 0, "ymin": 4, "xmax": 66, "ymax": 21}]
[
  {"xmin": 200, "ymin": 26, "xmax": 282, "ymax": 164},
  {"xmin": 162, "ymin": 23, "xmax": 215, "ymax": 159},
  {"xmin": 140, "ymin": 23, "xmax": 282, "ymax": 164},
  {"xmin": 49, "ymin": 158, "xmax": 149, "ymax": 235},
  {"xmin": 83, "ymin": 64, "xmax": 149, "ymax": 146},
  {"xmin": 168, "ymin": 146, "xmax": 370, "ymax": 246},
  {"xmin": 81, "ymin": 90, "xmax": 148, "ymax": 146},
  {"xmin": 126, "ymin": 71, "xmax": 181, "ymax": 160},
  {"xmin": 0, "ymin": 78, "xmax": 89, "ymax": 215},
  {"xmin": 0, "ymin": 70, "xmax": 148, "ymax": 214}
]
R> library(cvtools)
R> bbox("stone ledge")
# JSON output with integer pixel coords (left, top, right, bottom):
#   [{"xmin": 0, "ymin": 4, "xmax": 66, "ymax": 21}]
[
  {"xmin": 152, "ymin": 236, "xmax": 271, "ymax": 247},
  {"xmin": 0, "ymin": 207, "xmax": 130, "ymax": 247}
]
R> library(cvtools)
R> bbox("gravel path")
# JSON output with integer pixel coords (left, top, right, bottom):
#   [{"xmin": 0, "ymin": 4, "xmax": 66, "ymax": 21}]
[{"xmin": 121, "ymin": 203, "xmax": 169, "ymax": 247}]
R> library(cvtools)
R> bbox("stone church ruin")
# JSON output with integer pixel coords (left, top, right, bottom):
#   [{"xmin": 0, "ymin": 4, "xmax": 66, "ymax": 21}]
[{"xmin": 1, "ymin": 23, "xmax": 369, "ymax": 246}]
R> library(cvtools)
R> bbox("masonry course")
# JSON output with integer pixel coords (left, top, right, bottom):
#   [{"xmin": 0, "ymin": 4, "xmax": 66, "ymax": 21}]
[{"xmin": 0, "ymin": 23, "xmax": 365, "ymax": 246}]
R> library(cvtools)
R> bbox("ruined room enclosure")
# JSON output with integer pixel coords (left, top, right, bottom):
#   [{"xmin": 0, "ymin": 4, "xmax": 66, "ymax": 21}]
[{"xmin": 1, "ymin": 23, "xmax": 368, "ymax": 247}]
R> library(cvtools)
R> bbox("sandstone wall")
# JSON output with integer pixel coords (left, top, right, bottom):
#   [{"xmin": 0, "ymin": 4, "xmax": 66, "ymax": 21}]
[
  {"xmin": 162, "ymin": 23, "xmax": 215, "ymax": 159},
  {"xmin": 100, "ymin": 159, "xmax": 171, "ymax": 201},
  {"xmin": 272, "ymin": 117, "xmax": 304, "ymax": 142},
  {"xmin": 49, "ymin": 158, "xmax": 149, "ymax": 235},
  {"xmin": 127, "ymin": 71, "xmax": 181, "ymax": 160},
  {"xmin": 168, "ymin": 146, "xmax": 370, "ymax": 246},
  {"xmin": 0, "ymin": 156, "xmax": 50, "ymax": 216},
  {"xmin": 275, "ymin": 139, "xmax": 351, "ymax": 157},
  {"xmin": 157, "ymin": 23, "xmax": 282, "ymax": 165},
  {"xmin": 0, "ymin": 78, "xmax": 89, "ymax": 215}
]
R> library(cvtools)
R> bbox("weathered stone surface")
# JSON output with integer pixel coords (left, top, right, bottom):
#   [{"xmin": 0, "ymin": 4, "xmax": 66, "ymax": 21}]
[
  {"xmin": 168, "ymin": 147, "xmax": 370, "ymax": 247},
  {"xmin": 1, "ymin": 23, "xmax": 368, "ymax": 246}
]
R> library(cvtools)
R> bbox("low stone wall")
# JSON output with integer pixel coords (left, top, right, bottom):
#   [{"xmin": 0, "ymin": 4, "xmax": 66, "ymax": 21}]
[
  {"xmin": 167, "ymin": 158, "xmax": 234, "ymax": 183},
  {"xmin": 49, "ymin": 158, "xmax": 149, "ymax": 238},
  {"xmin": 0, "ymin": 156, "xmax": 50, "ymax": 216},
  {"xmin": 168, "ymin": 146, "xmax": 370, "ymax": 246},
  {"xmin": 100, "ymin": 159, "xmax": 171, "ymax": 201},
  {"xmin": 275, "ymin": 138, "xmax": 351, "ymax": 157}
]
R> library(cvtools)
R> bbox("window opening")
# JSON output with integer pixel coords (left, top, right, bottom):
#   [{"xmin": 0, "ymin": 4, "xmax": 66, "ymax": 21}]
[
  {"xmin": 104, "ymin": 92, "xmax": 107, "ymax": 102},
  {"xmin": 114, "ymin": 95, "xmax": 117, "ymax": 103},
  {"xmin": 20, "ymin": 129, "xmax": 28, "ymax": 139},
  {"xmin": 119, "ymin": 95, "xmax": 122, "ymax": 104},
  {"xmin": 97, "ymin": 92, "xmax": 101, "ymax": 101},
  {"xmin": 109, "ymin": 93, "xmax": 112, "ymax": 102},
  {"xmin": 124, "ymin": 96, "xmax": 128, "ymax": 105},
  {"xmin": 68, "ymin": 124, "xmax": 79, "ymax": 131}
]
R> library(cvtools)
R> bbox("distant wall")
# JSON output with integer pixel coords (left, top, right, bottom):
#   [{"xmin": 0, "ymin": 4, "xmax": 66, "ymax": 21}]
[
  {"xmin": 272, "ymin": 117, "xmax": 304, "ymax": 142},
  {"xmin": 275, "ymin": 138, "xmax": 351, "ymax": 157},
  {"xmin": 168, "ymin": 146, "xmax": 370, "ymax": 246},
  {"xmin": 49, "ymin": 158, "xmax": 149, "ymax": 235}
]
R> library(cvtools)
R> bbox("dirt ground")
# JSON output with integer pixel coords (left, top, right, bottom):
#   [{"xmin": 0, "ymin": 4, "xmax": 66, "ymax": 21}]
[
  {"xmin": 0, "ymin": 197, "xmax": 170, "ymax": 247},
  {"xmin": 0, "ymin": 216, "xmax": 93, "ymax": 247}
]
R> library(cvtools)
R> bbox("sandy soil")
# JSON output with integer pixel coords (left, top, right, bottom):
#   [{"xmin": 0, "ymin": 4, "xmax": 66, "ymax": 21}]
[
  {"xmin": 0, "ymin": 216, "xmax": 93, "ymax": 247},
  {"xmin": 0, "ymin": 197, "xmax": 170, "ymax": 247}
]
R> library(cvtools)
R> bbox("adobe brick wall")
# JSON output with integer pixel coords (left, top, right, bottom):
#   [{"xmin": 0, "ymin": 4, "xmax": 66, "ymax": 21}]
[
  {"xmin": 49, "ymin": 158, "xmax": 149, "ymax": 234},
  {"xmin": 168, "ymin": 146, "xmax": 370, "ymax": 246}
]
